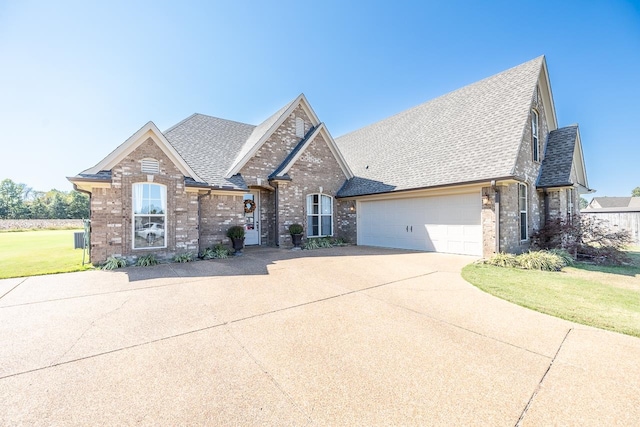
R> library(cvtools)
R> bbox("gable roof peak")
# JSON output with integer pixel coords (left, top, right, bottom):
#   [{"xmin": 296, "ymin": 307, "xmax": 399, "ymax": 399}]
[{"xmin": 225, "ymin": 93, "xmax": 322, "ymax": 177}]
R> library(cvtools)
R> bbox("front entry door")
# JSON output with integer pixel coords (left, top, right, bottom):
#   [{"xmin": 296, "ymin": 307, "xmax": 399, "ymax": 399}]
[{"xmin": 243, "ymin": 191, "xmax": 260, "ymax": 245}]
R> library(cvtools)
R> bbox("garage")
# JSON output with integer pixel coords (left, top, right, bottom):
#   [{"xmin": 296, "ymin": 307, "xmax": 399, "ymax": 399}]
[{"xmin": 357, "ymin": 192, "xmax": 482, "ymax": 256}]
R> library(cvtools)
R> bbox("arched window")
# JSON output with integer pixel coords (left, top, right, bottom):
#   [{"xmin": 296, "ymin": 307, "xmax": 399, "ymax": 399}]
[
  {"xmin": 133, "ymin": 183, "xmax": 167, "ymax": 249},
  {"xmin": 531, "ymin": 109, "xmax": 539, "ymax": 162},
  {"xmin": 307, "ymin": 194, "xmax": 333, "ymax": 237},
  {"xmin": 519, "ymin": 183, "xmax": 528, "ymax": 241}
]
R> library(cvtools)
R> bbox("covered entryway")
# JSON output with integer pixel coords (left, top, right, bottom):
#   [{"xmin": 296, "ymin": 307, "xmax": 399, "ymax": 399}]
[{"xmin": 357, "ymin": 192, "xmax": 482, "ymax": 256}]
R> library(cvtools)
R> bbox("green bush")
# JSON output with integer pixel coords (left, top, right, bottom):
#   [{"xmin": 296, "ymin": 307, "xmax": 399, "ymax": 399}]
[
  {"xmin": 486, "ymin": 250, "xmax": 570, "ymax": 272},
  {"xmin": 173, "ymin": 252, "xmax": 194, "ymax": 263},
  {"xmin": 226, "ymin": 225, "xmax": 245, "ymax": 239},
  {"xmin": 288, "ymin": 223, "xmax": 303, "ymax": 235},
  {"xmin": 486, "ymin": 252, "xmax": 519, "ymax": 268},
  {"xmin": 136, "ymin": 254, "xmax": 158, "ymax": 267},
  {"xmin": 201, "ymin": 244, "xmax": 230, "ymax": 259},
  {"xmin": 102, "ymin": 256, "xmax": 128, "ymax": 270},
  {"xmin": 547, "ymin": 248, "xmax": 574, "ymax": 266}
]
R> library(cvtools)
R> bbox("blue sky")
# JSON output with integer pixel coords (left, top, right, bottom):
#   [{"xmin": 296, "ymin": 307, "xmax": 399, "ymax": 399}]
[{"xmin": 1, "ymin": 0, "xmax": 638, "ymax": 199}]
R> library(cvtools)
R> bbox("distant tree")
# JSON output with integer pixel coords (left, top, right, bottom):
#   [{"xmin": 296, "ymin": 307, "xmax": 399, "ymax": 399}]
[
  {"xmin": 0, "ymin": 179, "xmax": 29, "ymax": 219},
  {"xmin": 66, "ymin": 191, "xmax": 90, "ymax": 219},
  {"xmin": 47, "ymin": 190, "xmax": 69, "ymax": 219},
  {"xmin": 579, "ymin": 197, "xmax": 589, "ymax": 210},
  {"xmin": 0, "ymin": 179, "xmax": 90, "ymax": 220},
  {"xmin": 632, "ymin": 187, "xmax": 640, "ymax": 197}
]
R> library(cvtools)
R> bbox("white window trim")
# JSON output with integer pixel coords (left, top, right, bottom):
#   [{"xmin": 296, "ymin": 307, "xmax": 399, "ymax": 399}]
[
  {"xmin": 519, "ymin": 183, "xmax": 528, "ymax": 241},
  {"xmin": 306, "ymin": 193, "xmax": 334, "ymax": 237},
  {"xmin": 132, "ymin": 183, "xmax": 167, "ymax": 250},
  {"xmin": 532, "ymin": 109, "xmax": 540, "ymax": 162}
]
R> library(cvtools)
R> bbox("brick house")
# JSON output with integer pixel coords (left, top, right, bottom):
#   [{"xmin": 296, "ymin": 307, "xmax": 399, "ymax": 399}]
[{"xmin": 69, "ymin": 55, "xmax": 591, "ymax": 264}]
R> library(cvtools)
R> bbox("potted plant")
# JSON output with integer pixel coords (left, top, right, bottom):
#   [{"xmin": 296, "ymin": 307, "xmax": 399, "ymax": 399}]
[
  {"xmin": 226, "ymin": 225, "xmax": 245, "ymax": 255},
  {"xmin": 289, "ymin": 223, "xmax": 304, "ymax": 249}
]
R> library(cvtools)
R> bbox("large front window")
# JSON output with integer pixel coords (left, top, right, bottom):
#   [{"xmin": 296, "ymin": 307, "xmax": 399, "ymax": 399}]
[
  {"xmin": 133, "ymin": 183, "xmax": 166, "ymax": 249},
  {"xmin": 519, "ymin": 183, "xmax": 528, "ymax": 241},
  {"xmin": 307, "ymin": 194, "xmax": 333, "ymax": 237}
]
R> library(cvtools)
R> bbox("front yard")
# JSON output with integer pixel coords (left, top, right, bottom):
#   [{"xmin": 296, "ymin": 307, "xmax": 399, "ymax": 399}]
[
  {"xmin": 462, "ymin": 249, "xmax": 640, "ymax": 338},
  {"xmin": 0, "ymin": 229, "xmax": 91, "ymax": 279}
]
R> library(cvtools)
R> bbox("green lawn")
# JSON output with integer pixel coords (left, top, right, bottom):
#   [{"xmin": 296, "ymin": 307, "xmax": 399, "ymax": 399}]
[
  {"xmin": 0, "ymin": 229, "xmax": 93, "ymax": 279},
  {"xmin": 462, "ymin": 250, "xmax": 640, "ymax": 338}
]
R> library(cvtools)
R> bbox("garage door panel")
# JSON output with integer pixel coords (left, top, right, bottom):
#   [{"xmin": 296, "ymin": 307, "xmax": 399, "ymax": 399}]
[{"xmin": 359, "ymin": 193, "xmax": 481, "ymax": 256}]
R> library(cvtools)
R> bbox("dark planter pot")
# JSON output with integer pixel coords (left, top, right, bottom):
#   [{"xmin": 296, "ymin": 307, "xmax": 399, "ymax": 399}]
[
  {"xmin": 230, "ymin": 237, "xmax": 245, "ymax": 254},
  {"xmin": 291, "ymin": 233, "xmax": 303, "ymax": 248}
]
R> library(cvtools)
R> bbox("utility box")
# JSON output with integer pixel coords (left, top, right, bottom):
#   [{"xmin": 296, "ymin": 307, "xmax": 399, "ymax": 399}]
[{"xmin": 74, "ymin": 231, "xmax": 85, "ymax": 249}]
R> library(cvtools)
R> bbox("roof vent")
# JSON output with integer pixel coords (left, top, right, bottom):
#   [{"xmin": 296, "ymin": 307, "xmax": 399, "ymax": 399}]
[
  {"xmin": 295, "ymin": 117, "xmax": 305, "ymax": 138},
  {"xmin": 141, "ymin": 158, "xmax": 160, "ymax": 174}
]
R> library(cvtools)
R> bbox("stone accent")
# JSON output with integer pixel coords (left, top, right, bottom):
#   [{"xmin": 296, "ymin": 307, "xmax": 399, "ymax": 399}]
[{"xmin": 88, "ymin": 137, "xmax": 199, "ymax": 264}]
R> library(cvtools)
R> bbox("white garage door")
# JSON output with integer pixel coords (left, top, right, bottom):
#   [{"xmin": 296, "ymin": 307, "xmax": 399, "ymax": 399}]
[{"xmin": 358, "ymin": 192, "xmax": 482, "ymax": 256}]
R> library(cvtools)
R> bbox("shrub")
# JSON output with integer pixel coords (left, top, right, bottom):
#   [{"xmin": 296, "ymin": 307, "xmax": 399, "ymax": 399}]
[
  {"xmin": 516, "ymin": 251, "xmax": 566, "ymax": 271},
  {"xmin": 136, "ymin": 254, "xmax": 158, "ymax": 267},
  {"xmin": 288, "ymin": 223, "xmax": 303, "ymax": 235},
  {"xmin": 303, "ymin": 237, "xmax": 335, "ymax": 249},
  {"xmin": 173, "ymin": 252, "xmax": 194, "ymax": 263},
  {"xmin": 531, "ymin": 215, "xmax": 632, "ymax": 265},
  {"xmin": 201, "ymin": 244, "xmax": 230, "ymax": 259},
  {"xmin": 102, "ymin": 256, "xmax": 128, "ymax": 270},
  {"xmin": 330, "ymin": 237, "xmax": 348, "ymax": 246},
  {"xmin": 547, "ymin": 248, "xmax": 574, "ymax": 266},
  {"xmin": 226, "ymin": 225, "xmax": 245, "ymax": 239},
  {"xmin": 486, "ymin": 252, "xmax": 518, "ymax": 268}
]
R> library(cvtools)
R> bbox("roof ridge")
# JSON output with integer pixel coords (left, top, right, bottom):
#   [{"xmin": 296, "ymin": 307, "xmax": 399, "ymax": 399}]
[{"xmin": 164, "ymin": 113, "xmax": 255, "ymax": 134}]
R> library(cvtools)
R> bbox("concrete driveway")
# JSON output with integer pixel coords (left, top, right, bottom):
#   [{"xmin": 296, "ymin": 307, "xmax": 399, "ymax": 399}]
[{"xmin": 1, "ymin": 246, "xmax": 638, "ymax": 426}]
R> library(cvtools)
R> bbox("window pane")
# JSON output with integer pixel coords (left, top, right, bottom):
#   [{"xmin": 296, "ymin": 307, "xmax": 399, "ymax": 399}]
[
  {"xmin": 134, "ymin": 216, "xmax": 166, "ymax": 248},
  {"xmin": 321, "ymin": 195, "xmax": 332, "ymax": 214},
  {"xmin": 520, "ymin": 212, "xmax": 527, "ymax": 240},
  {"xmin": 149, "ymin": 185, "xmax": 161, "ymax": 200},
  {"xmin": 312, "ymin": 202, "xmax": 319, "ymax": 215},
  {"xmin": 321, "ymin": 215, "xmax": 332, "ymax": 236}
]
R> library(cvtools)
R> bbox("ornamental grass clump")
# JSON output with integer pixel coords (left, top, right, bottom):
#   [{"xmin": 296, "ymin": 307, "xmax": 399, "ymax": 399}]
[
  {"xmin": 173, "ymin": 252, "xmax": 195, "ymax": 263},
  {"xmin": 102, "ymin": 256, "xmax": 128, "ymax": 270},
  {"xmin": 200, "ymin": 244, "xmax": 230, "ymax": 259},
  {"xmin": 485, "ymin": 250, "xmax": 570, "ymax": 271},
  {"xmin": 136, "ymin": 254, "xmax": 158, "ymax": 267},
  {"xmin": 516, "ymin": 251, "xmax": 566, "ymax": 271},
  {"xmin": 485, "ymin": 252, "xmax": 519, "ymax": 268}
]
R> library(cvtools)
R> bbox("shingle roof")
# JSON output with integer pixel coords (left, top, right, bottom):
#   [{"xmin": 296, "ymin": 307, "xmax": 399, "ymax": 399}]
[
  {"xmin": 163, "ymin": 114, "xmax": 256, "ymax": 189},
  {"xmin": 537, "ymin": 125, "xmax": 578, "ymax": 188},
  {"xmin": 335, "ymin": 56, "xmax": 545, "ymax": 197},
  {"xmin": 227, "ymin": 97, "xmax": 298, "ymax": 175},
  {"xmin": 583, "ymin": 197, "xmax": 640, "ymax": 213}
]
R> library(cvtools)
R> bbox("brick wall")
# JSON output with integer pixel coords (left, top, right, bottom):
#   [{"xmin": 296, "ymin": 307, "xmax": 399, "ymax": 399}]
[
  {"xmin": 198, "ymin": 193, "xmax": 244, "ymax": 250},
  {"xmin": 278, "ymin": 132, "xmax": 349, "ymax": 247},
  {"xmin": 89, "ymin": 137, "xmax": 199, "ymax": 264},
  {"xmin": 505, "ymin": 84, "xmax": 550, "ymax": 253}
]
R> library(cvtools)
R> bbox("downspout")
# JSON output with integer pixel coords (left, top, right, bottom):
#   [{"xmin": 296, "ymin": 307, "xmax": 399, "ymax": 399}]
[
  {"xmin": 492, "ymin": 180, "xmax": 500, "ymax": 254},
  {"xmin": 73, "ymin": 184, "xmax": 92, "ymax": 263},
  {"xmin": 197, "ymin": 190, "xmax": 211, "ymax": 253},
  {"xmin": 274, "ymin": 182, "xmax": 279, "ymax": 247},
  {"xmin": 543, "ymin": 189, "xmax": 549, "ymax": 225}
]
